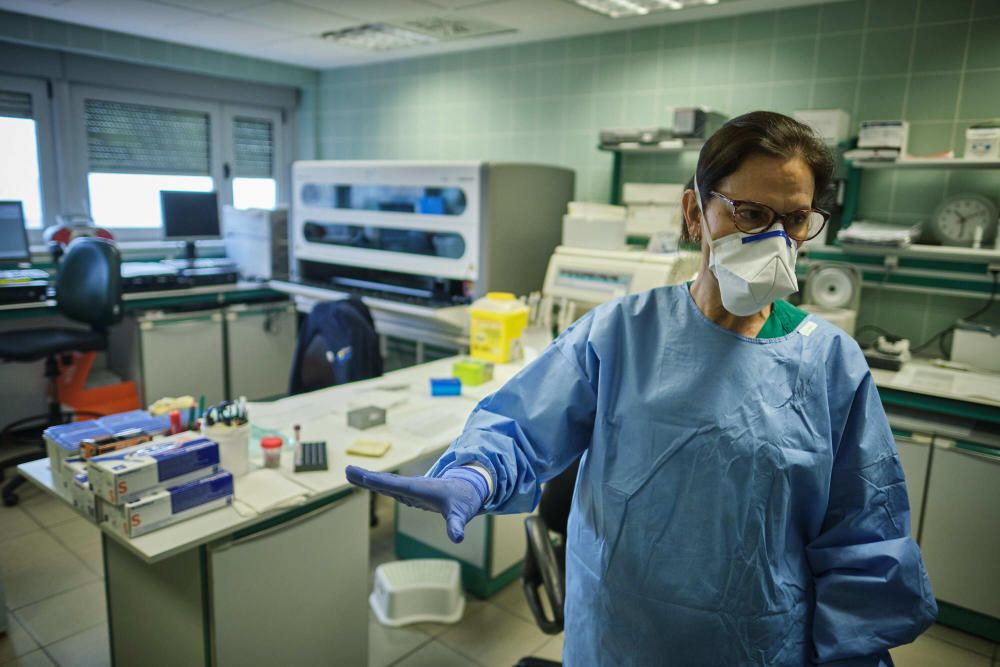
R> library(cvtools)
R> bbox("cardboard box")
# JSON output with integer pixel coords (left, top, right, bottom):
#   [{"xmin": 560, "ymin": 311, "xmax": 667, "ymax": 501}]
[
  {"xmin": 88, "ymin": 436, "xmax": 221, "ymax": 505},
  {"xmin": 102, "ymin": 471, "xmax": 233, "ymax": 538},
  {"xmin": 44, "ymin": 411, "xmax": 170, "ymax": 487},
  {"xmin": 70, "ymin": 472, "xmax": 99, "ymax": 522}
]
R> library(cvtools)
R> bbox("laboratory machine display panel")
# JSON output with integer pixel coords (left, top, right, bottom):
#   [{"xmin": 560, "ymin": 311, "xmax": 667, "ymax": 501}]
[{"xmin": 292, "ymin": 161, "xmax": 574, "ymax": 305}]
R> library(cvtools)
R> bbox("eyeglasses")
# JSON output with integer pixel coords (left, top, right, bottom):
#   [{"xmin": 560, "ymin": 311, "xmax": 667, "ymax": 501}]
[{"xmin": 709, "ymin": 191, "xmax": 830, "ymax": 242}]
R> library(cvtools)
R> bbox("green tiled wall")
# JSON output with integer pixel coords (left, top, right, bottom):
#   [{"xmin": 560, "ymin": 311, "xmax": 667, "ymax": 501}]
[
  {"xmin": 315, "ymin": 0, "xmax": 1000, "ymax": 348},
  {"xmin": 317, "ymin": 0, "xmax": 1000, "ymax": 217},
  {"xmin": 0, "ymin": 9, "xmax": 319, "ymax": 159}
]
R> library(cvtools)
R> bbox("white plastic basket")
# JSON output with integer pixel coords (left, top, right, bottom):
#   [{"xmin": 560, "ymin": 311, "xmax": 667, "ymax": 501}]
[{"xmin": 370, "ymin": 559, "xmax": 465, "ymax": 627}]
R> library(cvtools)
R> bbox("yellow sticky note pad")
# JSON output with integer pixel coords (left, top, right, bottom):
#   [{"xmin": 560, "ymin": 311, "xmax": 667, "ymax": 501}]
[{"xmin": 347, "ymin": 439, "xmax": 392, "ymax": 458}]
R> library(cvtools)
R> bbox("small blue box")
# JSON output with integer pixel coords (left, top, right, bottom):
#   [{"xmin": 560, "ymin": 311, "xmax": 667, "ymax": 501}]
[{"xmin": 430, "ymin": 377, "xmax": 461, "ymax": 396}]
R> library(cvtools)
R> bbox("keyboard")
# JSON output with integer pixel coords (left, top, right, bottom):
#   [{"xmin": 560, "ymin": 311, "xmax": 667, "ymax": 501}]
[{"xmin": 0, "ymin": 268, "xmax": 49, "ymax": 283}]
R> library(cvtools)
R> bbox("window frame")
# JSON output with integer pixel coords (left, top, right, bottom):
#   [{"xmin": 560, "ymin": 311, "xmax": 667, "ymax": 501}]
[
  {"xmin": 69, "ymin": 85, "xmax": 225, "ymax": 242},
  {"xmin": 221, "ymin": 104, "xmax": 286, "ymax": 212},
  {"xmin": 0, "ymin": 73, "xmax": 61, "ymax": 243},
  {"xmin": 69, "ymin": 88, "xmax": 289, "ymax": 242}
]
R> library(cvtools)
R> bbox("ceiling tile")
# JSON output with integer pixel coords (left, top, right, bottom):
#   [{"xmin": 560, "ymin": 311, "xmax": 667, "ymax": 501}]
[
  {"xmin": 230, "ymin": 2, "xmax": 355, "ymax": 35},
  {"xmin": 167, "ymin": 15, "xmax": 294, "ymax": 48},
  {"xmin": 292, "ymin": 0, "xmax": 438, "ymax": 22},
  {"xmin": 153, "ymin": 0, "xmax": 271, "ymax": 14},
  {"xmin": 2, "ymin": 0, "xmax": 207, "ymax": 31},
  {"xmin": 256, "ymin": 34, "xmax": 353, "ymax": 67},
  {"xmin": 416, "ymin": 0, "xmax": 507, "ymax": 9}
]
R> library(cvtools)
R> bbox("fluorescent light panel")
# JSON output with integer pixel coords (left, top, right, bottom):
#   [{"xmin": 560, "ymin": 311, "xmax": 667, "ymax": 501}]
[
  {"xmin": 321, "ymin": 23, "xmax": 438, "ymax": 51},
  {"xmin": 571, "ymin": 0, "xmax": 720, "ymax": 18}
]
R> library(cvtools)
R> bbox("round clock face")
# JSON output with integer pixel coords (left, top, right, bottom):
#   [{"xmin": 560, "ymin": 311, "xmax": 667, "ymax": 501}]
[{"xmin": 931, "ymin": 194, "xmax": 999, "ymax": 246}]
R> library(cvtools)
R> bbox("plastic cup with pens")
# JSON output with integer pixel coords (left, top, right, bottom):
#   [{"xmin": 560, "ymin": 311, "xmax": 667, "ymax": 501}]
[{"xmin": 203, "ymin": 398, "xmax": 251, "ymax": 477}]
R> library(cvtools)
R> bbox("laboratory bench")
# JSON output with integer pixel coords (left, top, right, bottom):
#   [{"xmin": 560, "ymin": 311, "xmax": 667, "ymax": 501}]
[
  {"xmin": 873, "ymin": 359, "xmax": 1000, "ymax": 643},
  {"xmin": 17, "ymin": 356, "xmax": 531, "ymax": 667}
]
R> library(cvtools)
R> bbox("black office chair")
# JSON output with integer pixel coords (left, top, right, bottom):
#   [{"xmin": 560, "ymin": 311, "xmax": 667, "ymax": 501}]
[
  {"xmin": 0, "ymin": 237, "xmax": 122, "ymax": 506},
  {"xmin": 516, "ymin": 458, "xmax": 580, "ymax": 667}
]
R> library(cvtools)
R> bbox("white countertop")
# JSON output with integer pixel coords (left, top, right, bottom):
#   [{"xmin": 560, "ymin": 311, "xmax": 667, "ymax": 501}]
[
  {"xmin": 870, "ymin": 359, "xmax": 1000, "ymax": 409},
  {"xmin": 19, "ymin": 356, "xmax": 526, "ymax": 564}
]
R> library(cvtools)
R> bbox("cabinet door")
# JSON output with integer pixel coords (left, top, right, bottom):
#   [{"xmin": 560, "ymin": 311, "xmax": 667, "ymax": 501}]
[
  {"xmin": 894, "ymin": 434, "xmax": 931, "ymax": 542},
  {"xmin": 225, "ymin": 304, "xmax": 296, "ymax": 400},
  {"xmin": 919, "ymin": 443, "xmax": 1000, "ymax": 618},
  {"xmin": 209, "ymin": 490, "xmax": 369, "ymax": 667},
  {"xmin": 139, "ymin": 312, "xmax": 226, "ymax": 405}
]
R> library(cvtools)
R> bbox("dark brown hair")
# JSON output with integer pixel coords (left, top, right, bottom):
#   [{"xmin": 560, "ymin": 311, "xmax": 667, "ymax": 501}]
[{"xmin": 682, "ymin": 110, "xmax": 835, "ymax": 242}]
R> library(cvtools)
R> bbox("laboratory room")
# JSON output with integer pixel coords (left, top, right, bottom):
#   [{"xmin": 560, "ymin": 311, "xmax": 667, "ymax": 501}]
[{"xmin": 0, "ymin": 0, "xmax": 999, "ymax": 666}]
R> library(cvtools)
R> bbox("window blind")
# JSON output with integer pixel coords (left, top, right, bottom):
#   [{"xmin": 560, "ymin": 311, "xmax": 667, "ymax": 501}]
[
  {"xmin": 0, "ymin": 90, "xmax": 32, "ymax": 119},
  {"xmin": 85, "ymin": 98, "xmax": 210, "ymax": 175},
  {"xmin": 232, "ymin": 117, "xmax": 273, "ymax": 178}
]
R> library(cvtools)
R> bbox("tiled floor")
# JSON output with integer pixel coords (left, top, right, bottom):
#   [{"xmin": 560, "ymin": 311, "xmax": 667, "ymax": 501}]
[{"xmin": 0, "ymin": 485, "xmax": 997, "ymax": 667}]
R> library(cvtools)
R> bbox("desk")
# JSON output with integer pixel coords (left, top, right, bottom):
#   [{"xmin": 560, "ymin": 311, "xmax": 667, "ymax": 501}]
[
  {"xmin": 18, "ymin": 356, "xmax": 528, "ymax": 666},
  {"xmin": 0, "ymin": 281, "xmax": 283, "ymax": 321},
  {"xmin": 270, "ymin": 279, "xmax": 470, "ymax": 362}
]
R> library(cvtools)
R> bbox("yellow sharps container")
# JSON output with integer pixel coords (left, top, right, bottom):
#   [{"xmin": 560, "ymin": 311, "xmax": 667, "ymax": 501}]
[{"xmin": 468, "ymin": 292, "xmax": 529, "ymax": 363}]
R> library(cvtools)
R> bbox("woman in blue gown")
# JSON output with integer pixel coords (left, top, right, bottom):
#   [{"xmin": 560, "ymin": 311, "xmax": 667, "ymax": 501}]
[{"xmin": 348, "ymin": 111, "xmax": 937, "ymax": 665}]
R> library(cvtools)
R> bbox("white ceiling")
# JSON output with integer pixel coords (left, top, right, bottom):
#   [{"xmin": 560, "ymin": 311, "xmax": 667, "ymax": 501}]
[{"xmin": 0, "ymin": 0, "xmax": 842, "ymax": 70}]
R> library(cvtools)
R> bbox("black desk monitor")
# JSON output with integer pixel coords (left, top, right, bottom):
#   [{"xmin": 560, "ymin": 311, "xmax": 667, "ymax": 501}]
[
  {"xmin": 0, "ymin": 201, "xmax": 30, "ymax": 265},
  {"xmin": 160, "ymin": 190, "xmax": 220, "ymax": 264}
]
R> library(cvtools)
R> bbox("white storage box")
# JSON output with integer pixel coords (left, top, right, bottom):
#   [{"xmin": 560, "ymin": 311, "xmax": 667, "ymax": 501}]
[
  {"xmin": 622, "ymin": 183, "xmax": 683, "ymax": 205},
  {"xmin": 965, "ymin": 126, "xmax": 1000, "ymax": 160},
  {"xmin": 566, "ymin": 202, "xmax": 625, "ymax": 219},
  {"xmin": 794, "ymin": 109, "xmax": 850, "ymax": 145},
  {"xmin": 562, "ymin": 215, "xmax": 626, "ymax": 250},
  {"xmin": 951, "ymin": 321, "xmax": 1000, "ymax": 372},
  {"xmin": 370, "ymin": 559, "xmax": 465, "ymax": 627}
]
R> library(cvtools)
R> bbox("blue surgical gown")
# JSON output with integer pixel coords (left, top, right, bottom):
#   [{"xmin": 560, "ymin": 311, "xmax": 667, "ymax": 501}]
[{"xmin": 429, "ymin": 285, "xmax": 937, "ymax": 666}]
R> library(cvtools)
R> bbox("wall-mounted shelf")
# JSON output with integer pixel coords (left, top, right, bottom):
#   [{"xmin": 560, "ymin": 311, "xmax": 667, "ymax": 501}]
[
  {"xmin": 599, "ymin": 142, "xmax": 702, "ymax": 204},
  {"xmin": 597, "ymin": 142, "xmax": 703, "ymax": 155},
  {"xmin": 851, "ymin": 159, "xmax": 1000, "ymax": 170}
]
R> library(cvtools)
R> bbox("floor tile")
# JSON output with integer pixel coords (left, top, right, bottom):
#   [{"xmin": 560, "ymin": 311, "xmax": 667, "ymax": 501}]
[
  {"xmin": 925, "ymin": 623, "xmax": 996, "ymax": 657},
  {"xmin": 0, "ymin": 508, "xmax": 40, "ymax": 545},
  {"xmin": 46, "ymin": 517, "xmax": 101, "ymax": 576},
  {"xmin": 369, "ymin": 609, "xmax": 432, "ymax": 667},
  {"xmin": 0, "ymin": 532, "xmax": 98, "ymax": 610},
  {"xmin": 391, "ymin": 640, "xmax": 479, "ymax": 667},
  {"xmin": 44, "ymin": 623, "xmax": 110, "ymax": 667},
  {"xmin": 0, "ymin": 649, "xmax": 56, "ymax": 667},
  {"xmin": 18, "ymin": 494, "xmax": 76, "ymax": 529},
  {"xmin": 532, "ymin": 635, "xmax": 564, "ymax": 662},
  {"xmin": 890, "ymin": 633, "xmax": 991, "ymax": 667},
  {"xmin": 0, "ymin": 615, "xmax": 38, "ymax": 664},
  {"xmin": 408, "ymin": 594, "xmax": 486, "ymax": 639},
  {"xmin": 488, "ymin": 579, "xmax": 536, "ymax": 624},
  {"xmin": 438, "ymin": 603, "xmax": 550, "ymax": 667},
  {"xmin": 14, "ymin": 581, "xmax": 105, "ymax": 646}
]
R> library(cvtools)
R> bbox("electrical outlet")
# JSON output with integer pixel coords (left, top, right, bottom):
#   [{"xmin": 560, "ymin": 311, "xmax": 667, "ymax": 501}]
[
  {"xmin": 884, "ymin": 256, "xmax": 899, "ymax": 270},
  {"xmin": 988, "ymin": 262, "xmax": 1000, "ymax": 274}
]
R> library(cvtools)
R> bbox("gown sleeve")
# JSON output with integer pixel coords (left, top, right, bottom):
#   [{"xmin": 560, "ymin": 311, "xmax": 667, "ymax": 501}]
[
  {"xmin": 806, "ymin": 368, "xmax": 938, "ymax": 664},
  {"xmin": 426, "ymin": 312, "xmax": 601, "ymax": 515}
]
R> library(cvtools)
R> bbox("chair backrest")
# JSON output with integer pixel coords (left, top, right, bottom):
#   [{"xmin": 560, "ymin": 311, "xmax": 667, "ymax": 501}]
[
  {"xmin": 56, "ymin": 237, "xmax": 123, "ymax": 330},
  {"xmin": 288, "ymin": 297, "xmax": 383, "ymax": 395}
]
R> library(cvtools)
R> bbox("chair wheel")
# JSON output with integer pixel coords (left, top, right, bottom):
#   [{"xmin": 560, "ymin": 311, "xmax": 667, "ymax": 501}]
[{"xmin": 2, "ymin": 492, "xmax": 18, "ymax": 507}]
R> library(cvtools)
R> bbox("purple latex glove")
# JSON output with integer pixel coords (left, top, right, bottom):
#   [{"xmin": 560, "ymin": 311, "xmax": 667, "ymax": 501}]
[{"xmin": 345, "ymin": 465, "xmax": 488, "ymax": 543}]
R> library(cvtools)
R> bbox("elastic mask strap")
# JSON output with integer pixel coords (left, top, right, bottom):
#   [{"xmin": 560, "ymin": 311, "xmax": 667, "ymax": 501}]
[
  {"xmin": 742, "ymin": 229, "xmax": 792, "ymax": 247},
  {"xmin": 694, "ymin": 175, "xmax": 712, "ymax": 248}
]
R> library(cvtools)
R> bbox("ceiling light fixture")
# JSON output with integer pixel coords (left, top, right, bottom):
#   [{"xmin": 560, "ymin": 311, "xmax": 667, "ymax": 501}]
[
  {"xmin": 569, "ymin": 0, "xmax": 721, "ymax": 18},
  {"xmin": 321, "ymin": 23, "xmax": 438, "ymax": 51}
]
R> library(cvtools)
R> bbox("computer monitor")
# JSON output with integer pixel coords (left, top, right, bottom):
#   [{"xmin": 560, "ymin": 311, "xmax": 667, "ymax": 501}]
[
  {"xmin": 160, "ymin": 190, "xmax": 221, "ymax": 264},
  {"xmin": 0, "ymin": 201, "xmax": 30, "ymax": 264}
]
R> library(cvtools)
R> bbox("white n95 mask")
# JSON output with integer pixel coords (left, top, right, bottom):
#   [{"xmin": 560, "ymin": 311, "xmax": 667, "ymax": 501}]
[{"xmin": 695, "ymin": 177, "xmax": 799, "ymax": 317}]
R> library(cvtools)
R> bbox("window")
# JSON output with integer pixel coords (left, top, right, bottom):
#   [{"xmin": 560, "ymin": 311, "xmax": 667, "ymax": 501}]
[
  {"xmin": 69, "ymin": 81, "xmax": 289, "ymax": 239},
  {"xmin": 82, "ymin": 96, "xmax": 216, "ymax": 231},
  {"xmin": 0, "ymin": 77, "xmax": 58, "ymax": 233},
  {"xmin": 227, "ymin": 112, "xmax": 280, "ymax": 210}
]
